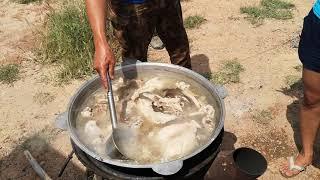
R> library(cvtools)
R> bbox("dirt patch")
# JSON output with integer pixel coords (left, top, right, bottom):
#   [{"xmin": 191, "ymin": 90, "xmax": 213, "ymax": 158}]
[
  {"xmin": 33, "ymin": 91, "xmax": 55, "ymax": 105},
  {"xmin": 0, "ymin": 130, "xmax": 84, "ymax": 179},
  {"xmin": 0, "ymin": 0, "xmax": 47, "ymax": 65},
  {"xmin": 240, "ymin": 128, "xmax": 296, "ymax": 161}
]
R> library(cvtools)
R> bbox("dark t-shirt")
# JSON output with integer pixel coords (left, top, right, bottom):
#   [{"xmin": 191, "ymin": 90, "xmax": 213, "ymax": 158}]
[{"xmin": 122, "ymin": 0, "xmax": 145, "ymax": 4}]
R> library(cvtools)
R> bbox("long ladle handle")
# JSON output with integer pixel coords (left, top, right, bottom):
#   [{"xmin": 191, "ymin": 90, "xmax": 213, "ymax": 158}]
[{"xmin": 106, "ymin": 72, "xmax": 118, "ymax": 129}]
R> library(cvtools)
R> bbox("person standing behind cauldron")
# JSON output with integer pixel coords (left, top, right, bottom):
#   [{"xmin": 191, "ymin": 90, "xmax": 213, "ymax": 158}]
[
  {"xmin": 279, "ymin": 1, "xmax": 320, "ymax": 178},
  {"xmin": 85, "ymin": 0, "xmax": 192, "ymax": 89}
]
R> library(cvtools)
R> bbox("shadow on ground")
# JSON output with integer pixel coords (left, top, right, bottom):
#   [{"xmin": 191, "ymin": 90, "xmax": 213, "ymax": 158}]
[
  {"xmin": 0, "ymin": 132, "xmax": 84, "ymax": 179},
  {"xmin": 280, "ymin": 79, "xmax": 320, "ymax": 169},
  {"xmin": 279, "ymin": 79, "xmax": 303, "ymax": 99},
  {"xmin": 191, "ymin": 54, "xmax": 211, "ymax": 75}
]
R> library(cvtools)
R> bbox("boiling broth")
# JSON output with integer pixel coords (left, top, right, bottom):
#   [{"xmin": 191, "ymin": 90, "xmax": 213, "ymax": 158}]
[{"xmin": 75, "ymin": 75, "xmax": 217, "ymax": 164}]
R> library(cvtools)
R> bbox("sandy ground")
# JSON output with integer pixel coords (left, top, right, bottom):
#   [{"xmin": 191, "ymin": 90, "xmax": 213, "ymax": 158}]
[{"xmin": 0, "ymin": 0, "xmax": 319, "ymax": 179}]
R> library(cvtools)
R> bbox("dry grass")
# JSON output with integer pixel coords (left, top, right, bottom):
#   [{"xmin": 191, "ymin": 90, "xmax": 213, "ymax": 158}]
[
  {"xmin": 184, "ymin": 15, "xmax": 206, "ymax": 29},
  {"xmin": 12, "ymin": 0, "xmax": 42, "ymax": 4},
  {"xmin": 0, "ymin": 64, "xmax": 19, "ymax": 84},
  {"xmin": 38, "ymin": 1, "xmax": 120, "ymax": 83},
  {"xmin": 240, "ymin": 0, "xmax": 295, "ymax": 25},
  {"xmin": 294, "ymin": 65, "xmax": 303, "ymax": 72},
  {"xmin": 285, "ymin": 75, "xmax": 301, "ymax": 87},
  {"xmin": 33, "ymin": 92, "xmax": 55, "ymax": 105},
  {"xmin": 280, "ymin": 74, "xmax": 303, "ymax": 98},
  {"xmin": 211, "ymin": 60, "xmax": 245, "ymax": 85},
  {"xmin": 252, "ymin": 109, "xmax": 273, "ymax": 125}
]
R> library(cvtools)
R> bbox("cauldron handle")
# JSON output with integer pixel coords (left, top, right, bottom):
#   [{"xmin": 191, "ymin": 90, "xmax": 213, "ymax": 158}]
[
  {"xmin": 151, "ymin": 160, "xmax": 183, "ymax": 175},
  {"xmin": 55, "ymin": 112, "xmax": 68, "ymax": 130},
  {"xmin": 214, "ymin": 85, "xmax": 228, "ymax": 99}
]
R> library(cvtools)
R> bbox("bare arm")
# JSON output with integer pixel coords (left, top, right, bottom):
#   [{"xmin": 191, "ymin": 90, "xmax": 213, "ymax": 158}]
[{"xmin": 85, "ymin": 0, "xmax": 116, "ymax": 88}]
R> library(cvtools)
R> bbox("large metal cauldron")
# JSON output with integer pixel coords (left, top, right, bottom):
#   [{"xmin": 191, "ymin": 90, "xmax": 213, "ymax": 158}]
[
  {"xmin": 72, "ymin": 130, "xmax": 223, "ymax": 180},
  {"xmin": 66, "ymin": 62, "xmax": 226, "ymax": 175}
]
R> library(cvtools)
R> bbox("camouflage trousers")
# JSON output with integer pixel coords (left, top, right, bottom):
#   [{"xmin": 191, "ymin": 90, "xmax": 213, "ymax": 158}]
[{"xmin": 107, "ymin": 0, "xmax": 191, "ymax": 69}]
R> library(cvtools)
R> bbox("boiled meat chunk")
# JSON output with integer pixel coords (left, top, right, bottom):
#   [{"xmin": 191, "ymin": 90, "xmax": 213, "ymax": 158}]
[
  {"xmin": 94, "ymin": 93, "xmax": 107, "ymax": 104},
  {"xmin": 112, "ymin": 77, "xmax": 124, "ymax": 91},
  {"xmin": 125, "ymin": 101, "xmax": 136, "ymax": 115},
  {"xmin": 131, "ymin": 77, "xmax": 171, "ymax": 100},
  {"xmin": 176, "ymin": 82, "xmax": 201, "ymax": 108},
  {"xmin": 84, "ymin": 120, "xmax": 111, "ymax": 155},
  {"xmin": 81, "ymin": 107, "xmax": 93, "ymax": 118},
  {"xmin": 92, "ymin": 103, "xmax": 108, "ymax": 122},
  {"xmin": 153, "ymin": 97, "xmax": 183, "ymax": 115},
  {"xmin": 187, "ymin": 104, "xmax": 215, "ymax": 129},
  {"xmin": 200, "ymin": 105, "xmax": 215, "ymax": 129},
  {"xmin": 129, "ymin": 118, "xmax": 144, "ymax": 128},
  {"xmin": 153, "ymin": 120, "xmax": 201, "ymax": 161},
  {"xmin": 137, "ymin": 98, "xmax": 177, "ymax": 124},
  {"xmin": 84, "ymin": 120, "xmax": 103, "ymax": 139},
  {"xmin": 141, "ymin": 92, "xmax": 184, "ymax": 115}
]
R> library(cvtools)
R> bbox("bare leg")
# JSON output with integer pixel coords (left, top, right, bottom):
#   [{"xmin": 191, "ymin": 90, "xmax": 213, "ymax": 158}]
[
  {"xmin": 280, "ymin": 68, "xmax": 320, "ymax": 177},
  {"xmin": 299, "ymin": 68, "xmax": 320, "ymax": 159}
]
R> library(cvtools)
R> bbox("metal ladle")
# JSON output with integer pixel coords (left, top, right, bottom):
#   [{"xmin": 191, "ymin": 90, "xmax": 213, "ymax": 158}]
[{"xmin": 105, "ymin": 72, "xmax": 139, "ymax": 159}]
